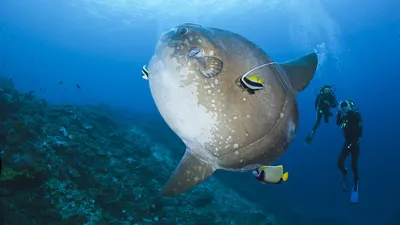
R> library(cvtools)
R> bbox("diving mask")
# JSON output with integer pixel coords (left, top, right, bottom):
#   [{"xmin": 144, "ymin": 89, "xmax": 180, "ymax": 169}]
[{"xmin": 323, "ymin": 87, "xmax": 331, "ymax": 94}]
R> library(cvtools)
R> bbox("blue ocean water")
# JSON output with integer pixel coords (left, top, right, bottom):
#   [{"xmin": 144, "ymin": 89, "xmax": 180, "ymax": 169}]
[{"xmin": 1, "ymin": 0, "xmax": 399, "ymax": 224}]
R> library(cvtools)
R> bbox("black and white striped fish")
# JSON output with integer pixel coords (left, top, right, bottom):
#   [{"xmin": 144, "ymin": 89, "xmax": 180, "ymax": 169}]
[
  {"xmin": 240, "ymin": 75, "xmax": 264, "ymax": 90},
  {"xmin": 141, "ymin": 65, "xmax": 149, "ymax": 80}
]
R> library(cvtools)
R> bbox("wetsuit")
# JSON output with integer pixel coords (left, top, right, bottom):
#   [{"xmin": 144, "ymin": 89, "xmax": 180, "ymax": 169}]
[{"xmin": 336, "ymin": 109, "xmax": 362, "ymax": 182}]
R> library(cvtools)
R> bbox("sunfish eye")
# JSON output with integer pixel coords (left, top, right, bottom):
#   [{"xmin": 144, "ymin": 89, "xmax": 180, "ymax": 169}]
[{"xmin": 177, "ymin": 27, "xmax": 188, "ymax": 36}]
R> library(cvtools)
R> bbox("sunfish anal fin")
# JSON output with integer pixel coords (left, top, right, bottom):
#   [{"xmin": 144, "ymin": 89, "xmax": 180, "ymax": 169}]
[
  {"xmin": 279, "ymin": 52, "xmax": 318, "ymax": 93},
  {"xmin": 160, "ymin": 149, "xmax": 216, "ymax": 197},
  {"xmin": 195, "ymin": 56, "xmax": 223, "ymax": 78}
]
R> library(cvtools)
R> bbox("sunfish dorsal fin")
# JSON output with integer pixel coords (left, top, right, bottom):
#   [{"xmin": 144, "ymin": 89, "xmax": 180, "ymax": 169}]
[
  {"xmin": 160, "ymin": 149, "xmax": 216, "ymax": 196},
  {"xmin": 279, "ymin": 52, "xmax": 318, "ymax": 93}
]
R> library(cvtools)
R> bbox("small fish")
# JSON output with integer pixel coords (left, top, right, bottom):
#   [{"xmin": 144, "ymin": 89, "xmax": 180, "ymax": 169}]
[
  {"xmin": 141, "ymin": 65, "xmax": 149, "ymax": 80},
  {"xmin": 252, "ymin": 165, "xmax": 289, "ymax": 184},
  {"xmin": 76, "ymin": 84, "xmax": 81, "ymax": 89},
  {"xmin": 58, "ymin": 81, "xmax": 63, "ymax": 84},
  {"xmin": 241, "ymin": 75, "xmax": 264, "ymax": 90}
]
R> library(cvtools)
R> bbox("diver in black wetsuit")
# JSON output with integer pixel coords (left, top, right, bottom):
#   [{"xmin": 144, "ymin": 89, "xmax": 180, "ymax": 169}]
[
  {"xmin": 336, "ymin": 100, "xmax": 362, "ymax": 204},
  {"xmin": 304, "ymin": 85, "xmax": 338, "ymax": 145}
]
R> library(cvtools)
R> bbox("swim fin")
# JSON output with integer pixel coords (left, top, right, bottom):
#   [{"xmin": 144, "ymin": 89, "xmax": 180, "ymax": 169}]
[
  {"xmin": 341, "ymin": 170, "xmax": 349, "ymax": 192},
  {"xmin": 350, "ymin": 181, "xmax": 359, "ymax": 204}
]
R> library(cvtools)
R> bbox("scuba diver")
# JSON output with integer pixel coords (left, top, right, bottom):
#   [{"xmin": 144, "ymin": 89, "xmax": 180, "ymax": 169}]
[
  {"xmin": 304, "ymin": 84, "xmax": 338, "ymax": 145},
  {"xmin": 336, "ymin": 100, "xmax": 362, "ymax": 204}
]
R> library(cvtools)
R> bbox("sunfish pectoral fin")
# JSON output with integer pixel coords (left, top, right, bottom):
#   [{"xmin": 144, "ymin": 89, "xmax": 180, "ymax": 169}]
[
  {"xmin": 160, "ymin": 150, "xmax": 216, "ymax": 197},
  {"xmin": 279, "ymin": 52, "xmax": 318, "ymax": 93},
  {"xmin": 195, "ymin": 56, "xmax": 223, "ymax": 78}
]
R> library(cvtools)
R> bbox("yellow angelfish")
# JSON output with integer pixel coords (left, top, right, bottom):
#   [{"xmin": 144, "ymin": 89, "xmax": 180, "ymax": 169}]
[{"xmin": 252, "ymin": 165, "xmax": 289, "ymax": 184}]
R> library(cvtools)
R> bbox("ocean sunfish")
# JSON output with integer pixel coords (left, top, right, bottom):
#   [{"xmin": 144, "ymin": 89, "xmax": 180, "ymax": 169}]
[{"xmin": 147, "ymin": 23, "xmax": 318, "ymax": 196}]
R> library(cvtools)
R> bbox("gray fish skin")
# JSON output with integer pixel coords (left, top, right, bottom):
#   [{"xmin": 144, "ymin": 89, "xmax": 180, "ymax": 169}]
[{"xmin": 148, "ymin": 23, "xmax": 318, "ymax": 196}]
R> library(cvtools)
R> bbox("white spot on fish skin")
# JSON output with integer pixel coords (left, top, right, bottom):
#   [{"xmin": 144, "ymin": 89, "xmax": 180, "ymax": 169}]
[
  {"xmin": 231, "ymin": 130, "xmax": 235, "ymax": 133},
  {"xmin": 186, "ymin": 170, "xmax": 191, "ymax": 174},
  {"xmin": 178, "ymin": 182, "xmax": 182, "ymax": 185},
  {"xmin": 208, "ymin": 90, "xmax": 212, "ymax": 94},
  {"xmin": 243, "ymin": 98, "xmax": 246, "ymax": 101},
  {"xmin": 233, "ymin": 143, "xmax": 239, "ymax": 148},
  {"xmin": 214, "ymin": 79, "xmax": 219, "ymax": 85},
  {"xmin": 186, "ymin": 179, "xmax": 190, "ymax": 182},
  {"xmin": 215, "ymin": 148, "xmax": 219, "ymax": 152},
  {"xmin": 204, "ymin": 85, "xmax": 211, "ymax": 89},
  {"xmin": 234, "ymin": 151, "xmax": 239, "ymax": 155},
  {"xmin": 225, "ymin": 145, "xmax": 230, "ymax": 149},
  {"xmin": 280, "ymin": 113, "xmax": 284, "ymax": 118},
  {"xmin": 211, "ymin": 83, "xmax": 215, "ymax": 88},
  {"xmin": 194, "ymin": 177, "xmax": 200, "ymax": 182},
  {"xmin": 228, "ymin": 136, "xmax": 232, "ymax": 140},
  {"xmin": 211, "ymin": 104, "xmax": 216, "ymax": 108},
  {"xmin": 246, "ymin": 133, "xmax": 249, "ymax": 136},
  {"xmin": 287, "ymin": 118, "xmax": 296, "ymax": 138},
  {"xmin": 224, "ymin": 114, "xmax": 227, "ymax": 117},
  {"xmin": 246, "ymin": 115, "xmax": 251, "ymax": 118},
  {"xmin": 218, "ymin": 89, "xmax": 221, "ymax": 92},
  {"xmin": 212, "ymin": 99, "xmax": 215, "ymax": 103},
  {"xmin": 233, "ymin": 116, "xmax": 238, "ymax": 120},
  {"xmin": 210, "ymin": 50, "xmax": 214, "ymax": 55},
  {"xmin": 240, "ymin": 159, "xmax": 244, "ymax": 163}
]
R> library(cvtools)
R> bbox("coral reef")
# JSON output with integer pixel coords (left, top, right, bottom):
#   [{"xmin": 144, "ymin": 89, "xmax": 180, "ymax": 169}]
[{"xmin": 0, "ymin": 76, "xmax": 274, "ymax": 225}]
